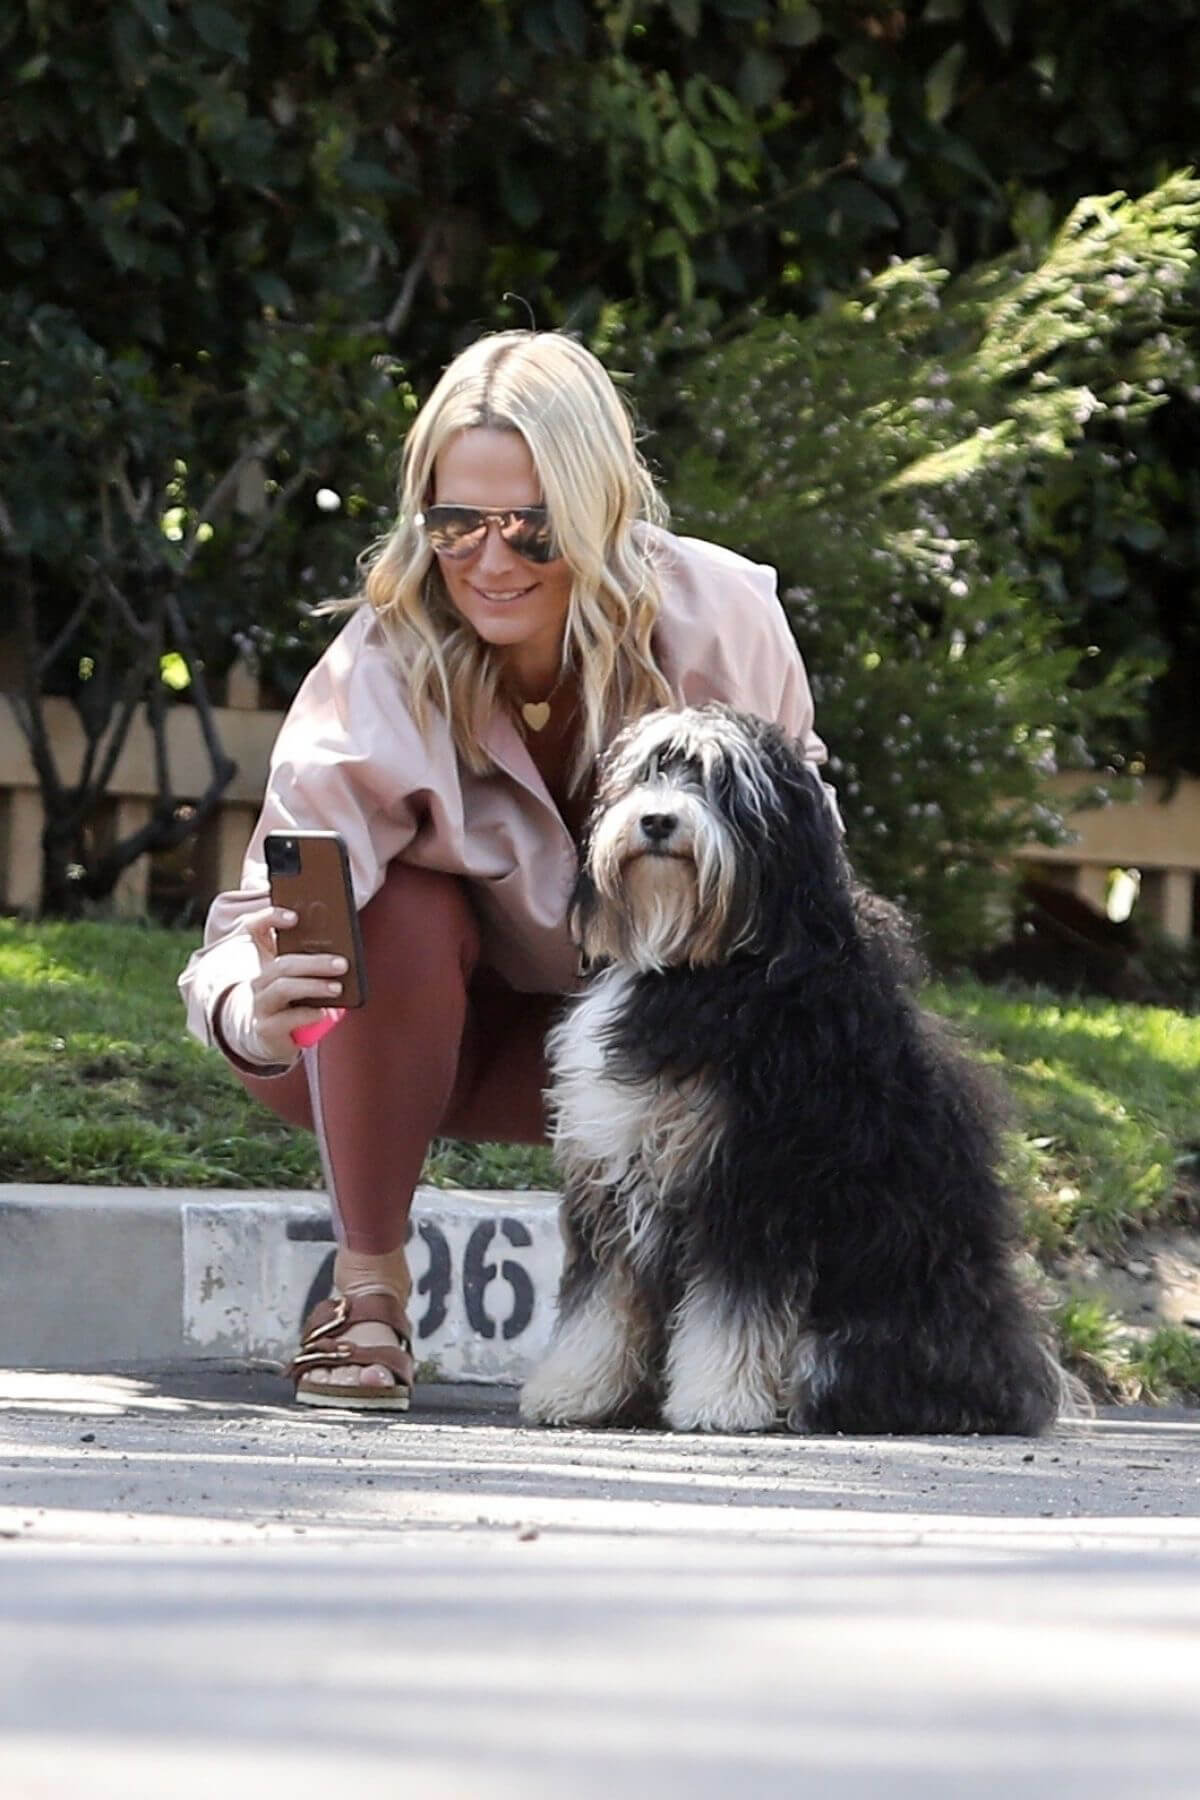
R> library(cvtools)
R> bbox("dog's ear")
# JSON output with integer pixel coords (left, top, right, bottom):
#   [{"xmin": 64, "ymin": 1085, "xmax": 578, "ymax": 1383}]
[
  {"xmin": 567, "ymin": 868, "xmax": 621, "ymax": 969},
  {"xmin": 852, "ymin": 886, "xmax": 927, "ymax": 989},
  {"xmin": 748, "ymin": 735, "xmax": 858, "ymax": 974}
]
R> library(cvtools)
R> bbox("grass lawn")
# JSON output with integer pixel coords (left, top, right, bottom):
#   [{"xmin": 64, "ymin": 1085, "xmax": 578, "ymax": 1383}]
[
  {"xmin": 2, "ymin": 917, "xmax": 1198, "ymax": 1399},
  {"xmin": 0, "ymin": 917, "xmax": 557, "ymax": 1192}
]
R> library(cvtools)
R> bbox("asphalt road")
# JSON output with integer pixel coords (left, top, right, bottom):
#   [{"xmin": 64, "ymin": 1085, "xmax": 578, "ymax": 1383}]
[{"xmin": 2, "ymin": 1364, "xmax": 1199, "ymax": 1799}]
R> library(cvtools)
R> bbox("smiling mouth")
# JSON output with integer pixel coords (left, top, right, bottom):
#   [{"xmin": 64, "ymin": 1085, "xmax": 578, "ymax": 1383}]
[{"xmin": 473, "ymin": 585, "xmax": 535, "ymax": 603}]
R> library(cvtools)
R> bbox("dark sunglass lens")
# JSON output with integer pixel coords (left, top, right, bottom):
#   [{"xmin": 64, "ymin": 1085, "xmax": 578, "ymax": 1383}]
[
  {"xmin": 425, "ymin": 508, "xmax": 486, "ymax": 557},
  {"xmin": 504, "ymin": 516, "xmax": 556, "ymax": 563}
]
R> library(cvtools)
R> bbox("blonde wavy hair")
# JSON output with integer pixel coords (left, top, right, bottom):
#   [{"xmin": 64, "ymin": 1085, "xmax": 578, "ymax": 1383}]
[{"xmin": 355, "ymin": 330, "xmax": 675, "ymax": 790}]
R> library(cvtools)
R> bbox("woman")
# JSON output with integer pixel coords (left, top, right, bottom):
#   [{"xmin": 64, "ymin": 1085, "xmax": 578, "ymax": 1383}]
[{"xmin": 179, "ymin": 329, "xmax": 830, "ymax": 1409}]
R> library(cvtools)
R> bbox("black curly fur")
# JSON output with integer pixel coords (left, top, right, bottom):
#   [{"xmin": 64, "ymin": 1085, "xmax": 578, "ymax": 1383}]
[{"xmin": 561, "ymin": 708, "xmax": 1059, "ymax": 1436}]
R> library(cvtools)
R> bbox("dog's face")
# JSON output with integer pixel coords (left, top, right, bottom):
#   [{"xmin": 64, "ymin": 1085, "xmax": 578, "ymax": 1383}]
[{"xmin": 571, "ymin": 705, "xmax": 850, "ymax": 973}]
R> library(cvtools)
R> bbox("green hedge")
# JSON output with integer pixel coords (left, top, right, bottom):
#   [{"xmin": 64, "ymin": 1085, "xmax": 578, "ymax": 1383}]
[{"xmin": 634, "ymin": 175, "xmax": 1200, "ymax": 958}]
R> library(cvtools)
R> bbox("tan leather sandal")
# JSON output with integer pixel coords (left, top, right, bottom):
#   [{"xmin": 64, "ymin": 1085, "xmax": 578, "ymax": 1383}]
[{"xmin": 286, "ymin": 1290, "xmax": 414, "ymax": 1411}]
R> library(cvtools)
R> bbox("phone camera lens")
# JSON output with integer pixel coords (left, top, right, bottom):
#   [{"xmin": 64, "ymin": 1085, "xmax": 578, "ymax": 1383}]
[{"xmin": 266, "ymin": 836, "xmax": 302, "ymax": 877}]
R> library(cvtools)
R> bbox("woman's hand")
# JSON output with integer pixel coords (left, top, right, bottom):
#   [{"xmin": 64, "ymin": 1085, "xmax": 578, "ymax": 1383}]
[{"xmin": 218, "ymin": 905, "xmax": 349, "ymax": 1067}]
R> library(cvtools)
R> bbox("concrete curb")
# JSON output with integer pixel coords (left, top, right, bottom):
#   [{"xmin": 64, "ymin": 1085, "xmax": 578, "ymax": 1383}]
[{"xmin": 0, "ymin": 1183, "xmax": 565, "ymax": 1383}]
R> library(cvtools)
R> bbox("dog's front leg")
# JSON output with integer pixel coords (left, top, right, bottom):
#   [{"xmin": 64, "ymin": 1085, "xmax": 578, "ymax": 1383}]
[
  {"xmin": 520, "ymin": 1213, "xmax": 653, "ymax": 1427},
  {"xmin": 662, "ymin": 1271, "xmax": 796, "ymax": 1434}
]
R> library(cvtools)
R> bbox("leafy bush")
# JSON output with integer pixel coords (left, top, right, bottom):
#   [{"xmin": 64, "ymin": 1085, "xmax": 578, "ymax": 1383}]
[
  {"xmin": 634, "ymin": 174, "xmax": 1200, "ymax": 960},
  {"xmin": 1014, "ymin": 345, "xmax": 1200, "ymax": 779},
  {"xmin": 1, "ymin": 293, "xmax": 415, "ymax": 910}
]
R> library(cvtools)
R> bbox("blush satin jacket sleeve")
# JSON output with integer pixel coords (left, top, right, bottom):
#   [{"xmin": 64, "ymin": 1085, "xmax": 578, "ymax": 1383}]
[{"xmin": 178, "ymin": 608, "xmax": 430, "ymax": 1049}]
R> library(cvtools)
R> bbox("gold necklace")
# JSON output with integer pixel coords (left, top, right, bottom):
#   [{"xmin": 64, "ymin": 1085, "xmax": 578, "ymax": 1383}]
[
  {"xmin": 521, "ymin": 697, "xmax": 554, "ymax": 732},
  {"xmin": 515, "ymin": 668, "xmax": 572, "ymax": 733}
]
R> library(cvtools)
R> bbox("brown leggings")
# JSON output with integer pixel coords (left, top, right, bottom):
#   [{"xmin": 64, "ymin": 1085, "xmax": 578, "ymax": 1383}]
[{"xmin": 235, "ymin": 862, "xmax": 559, "ymax": 1253}]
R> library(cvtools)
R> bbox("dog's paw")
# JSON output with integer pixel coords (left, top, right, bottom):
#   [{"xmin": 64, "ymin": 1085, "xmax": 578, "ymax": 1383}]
[
  {"xmin": 519, "ymin": 1364, "xmax": 618, "ymax": 1428},
  {"xmin": 661, "ymin": 1391, "xmax": 778, "ymax": 1435}
]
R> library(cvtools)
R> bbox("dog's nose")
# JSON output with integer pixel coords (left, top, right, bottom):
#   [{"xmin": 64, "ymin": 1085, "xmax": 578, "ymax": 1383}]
[{"xmin": 639, "ymin": 811, "xmax": 678, "ymax": 845}]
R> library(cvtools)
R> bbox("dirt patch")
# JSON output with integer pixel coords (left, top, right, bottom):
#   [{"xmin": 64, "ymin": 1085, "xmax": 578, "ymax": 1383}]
[
  {"xmin": 1053, "ymin": 1226, "xmax": 1200, "ymax": 1335},
  {"xmin": 76, "ymin": 1056, "xmax": 127, "ymax": 1084}
]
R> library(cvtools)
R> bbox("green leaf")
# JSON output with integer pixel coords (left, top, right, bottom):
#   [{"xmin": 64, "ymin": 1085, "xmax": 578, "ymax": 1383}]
[
  {"xmin": 553, "ymin": 0, "xmax": 588, "ymax": 55},
  {"xmin": 775, "ymin": 3, "xmax": 822, "ymax": 48},
  {"xmin": 5, "ymin": 232, "xmax": 44, "ymax": 265},
  {"xmin": 250, "ymin": 272, "xmax": 294, "ymax": 311},
  {"xmin": 131, "ymin": 0, "xmax": 171, "ymax": 37},
  {"xmin": 708, "ymin": 83, "xmax": 747, "ymax": 127},
  {"xmin": 340, "ymin": 160, "xmax": 409, "ymax": 195},
  {"xmin": 925, "ymin": 41, "xmax": 967, "ymax": 124},
  {"xmin": 498, "ymin": 161, "xmax": 543, "ymax": 230},
  {"xmin": 109, "ymin": 9, "xmax": 147, "ymax": 85},
  {"xmin": 692, "ymin": 137, "xmax": 720, "ymax": 199},
  {"xmin": 290, "ymin": 213, "xmax": 339, "ymax": 261},
  {"xmin": 145, "ymin": 77, "xmax": 190, "ymax": 147},
  {"xmin": 737, "ymin": 47, "xmax": 786, "ymax": 109},
  {"xmin": 95, "ymin": 100, "xmax": 130, "ymax": 161},
  {"xmin": 20, "ymin": 194, "xmax": 64, "ymax": 227},
  {"xmin": 667, "ymin": 0, "xmax": 702, "ymax": 33},
  {"xmin": 663, "ymin": 120, "xmax": 693, "ymax": 175},
  {"xmin": 822, "ymin": 177, "xmax": 898, "ymax": 229},
  {"xmin": 522, "ymin": 4, "xmax": 560, "ymax": 55},
  {"xmin": 455, "ymin": 47, "xmax": 493, "ymax": 108},
  {"xmin": 648, "ymin": 225, "xmax": 686, "ymax": 257},
  {"xmin": 98, "ymin": 223, "xmax": 145, "ymax": 272},
  {"xmin": 1117, "ymin": 518, "xmax": 1166, "ymax": 552},
  {"xmin": 191, "ymin": 4, "xmax": 249, "ymax": 61},
  {"xmin": 667, "ymin": 189, "xmax": 703, "ymax": 234},
  {"xmin": 189, "ymin": 84, "xmax": 249, "ymax": 145},
  {"xmin": 185, "ymin": 149, "xmax": 214, "ymax": 209},
  {"xmin": 1086, "ymin": 556, "xmax": 1128, "ymax": 600},
  {"xmin": 862, "ymin": 149, "xmax": 907, "ymax": 189},
  {"xmin": 980, "ymin": 0, "xmax": 1014, "ymax": 46},
  {"xmin": 15, "ymin": 52, "xmax": 50, "ymax": 83},
  {"xmin": 938, "ymin": 133, "xmax": 1000, "ymax": 189}
]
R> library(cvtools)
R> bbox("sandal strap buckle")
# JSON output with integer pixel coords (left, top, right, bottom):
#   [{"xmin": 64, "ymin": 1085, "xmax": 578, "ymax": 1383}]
[{"xmin": 297, "ymin": 1294, "xmax": 352, "ymax": 1349}]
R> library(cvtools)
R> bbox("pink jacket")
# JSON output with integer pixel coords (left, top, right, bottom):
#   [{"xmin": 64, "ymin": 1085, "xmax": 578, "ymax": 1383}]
[{"xmin": 179, "ymin": 528, "xmax": 828, "ymax": 1049}]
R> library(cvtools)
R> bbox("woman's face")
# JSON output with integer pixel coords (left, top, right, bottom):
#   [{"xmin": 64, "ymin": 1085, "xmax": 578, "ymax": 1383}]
[{"xmin": 432, "ymin": 427, "xmax": 573, "ymax": 680}]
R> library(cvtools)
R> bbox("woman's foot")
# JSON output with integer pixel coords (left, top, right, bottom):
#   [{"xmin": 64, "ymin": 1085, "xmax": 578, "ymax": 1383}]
[{"xmin": 290, "ymin": 1244, "xmax": 414, "ymax": 1403}]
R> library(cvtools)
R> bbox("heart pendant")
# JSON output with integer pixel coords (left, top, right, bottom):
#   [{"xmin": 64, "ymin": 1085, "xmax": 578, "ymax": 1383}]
[{"xmin": 521, "ymin": 701, "xmax": 552, "ymax": 732}]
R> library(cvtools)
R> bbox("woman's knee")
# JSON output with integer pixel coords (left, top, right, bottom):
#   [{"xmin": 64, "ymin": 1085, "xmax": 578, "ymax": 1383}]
[
  {"xmin": 229, "ymin": 863, "xmax": 478, "ymax": 1134},
  {"xmin": 360, "ymin": 862, "xmax": 481, "ymax": 986}
]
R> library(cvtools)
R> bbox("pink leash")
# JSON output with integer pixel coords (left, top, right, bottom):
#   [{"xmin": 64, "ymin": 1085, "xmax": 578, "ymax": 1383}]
[{"xmin": 290, "ymin": 1008, "xmax": 346, "ymax": 1049}]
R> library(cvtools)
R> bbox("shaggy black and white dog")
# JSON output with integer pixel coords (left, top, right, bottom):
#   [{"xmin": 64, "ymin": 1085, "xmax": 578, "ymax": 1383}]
[{"xmin": 520, "ymin": 704, "xmax": 1061, "ymax": 1437}]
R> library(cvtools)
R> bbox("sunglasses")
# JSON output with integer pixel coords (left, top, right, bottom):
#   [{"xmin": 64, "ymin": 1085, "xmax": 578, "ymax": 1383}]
[{"xmin": 415, "ymin": 504, "xmax": 558, "ymax": 565}]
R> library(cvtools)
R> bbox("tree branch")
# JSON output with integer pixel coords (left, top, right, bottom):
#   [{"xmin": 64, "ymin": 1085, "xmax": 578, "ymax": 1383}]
[
  {"xmin": 85, "ymin": 589, "xmax": 238, "ymax": 895},
  {"xmin": 234, "ymin": 462, "xmax": 312, "ymax": 563},
  {"xmin": 110, "ymin": 454, "xmax": 154, "ymax": 525},
  {"xmin": 36, "ymin": 591, "xmax": 99, "ymax": 679},
  {"xmin": 7, "ymin": 557, "xmax": 67, "ymax": 815},
  {"xmin": 384, "ymin": 222, "xmax": 439, "ymax": 337},
  {"xmin": 164, "ymin": 592, "xmax": 237, "ymax": 792},
  {"xmin": 183, "ymin": 426, "xmax": 286, "ymax": 563},
  {"xmin": 83, "ymin": 558, "xmax": 154, "ymax": 643}
]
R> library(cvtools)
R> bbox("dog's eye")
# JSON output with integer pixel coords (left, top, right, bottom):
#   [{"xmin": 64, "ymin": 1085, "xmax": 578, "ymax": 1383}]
[
  {"xmin": 641, "ymin": 744, "xmax": 702, "ymax": 787},
  {"xmin": 666, "ymin": 751, "xmax": 703, "ymax": 786}
]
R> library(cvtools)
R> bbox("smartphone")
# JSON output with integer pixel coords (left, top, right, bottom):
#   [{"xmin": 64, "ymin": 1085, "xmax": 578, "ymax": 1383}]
[{"xmin": 264, "ymin": 830, "xmax": 368, "ymax": 1008}]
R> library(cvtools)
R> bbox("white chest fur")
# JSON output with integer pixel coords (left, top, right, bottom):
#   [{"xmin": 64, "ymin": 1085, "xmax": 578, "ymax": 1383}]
[
  {"xmin": 547, "ymin": 968, "xmax": 647, "ymax": 1186},
  {"xmin": 547, "ymin": 966, "xmax": 725, "ymax": 1206}
]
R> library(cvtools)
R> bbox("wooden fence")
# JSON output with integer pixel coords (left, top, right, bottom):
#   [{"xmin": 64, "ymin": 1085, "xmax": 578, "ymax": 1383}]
[{"xmin": 1, "ymin": 680, "xmax": 1198, "ymax": 940}]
